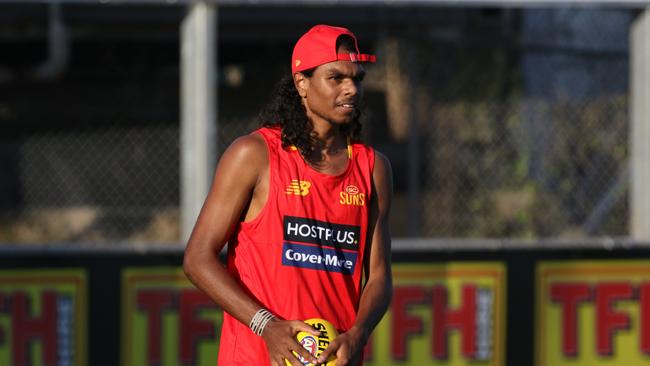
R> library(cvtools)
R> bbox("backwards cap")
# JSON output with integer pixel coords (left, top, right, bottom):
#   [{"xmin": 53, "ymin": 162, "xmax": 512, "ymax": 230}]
[{"xmin": 291, "ymin": 24, "xmax": 376, "ymax": 74}]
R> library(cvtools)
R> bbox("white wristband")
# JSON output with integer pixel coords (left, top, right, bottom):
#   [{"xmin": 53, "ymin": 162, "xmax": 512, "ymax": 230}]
[{"xmin": 249, "ymin": 308, "xmax": 276, "ymax": 336}]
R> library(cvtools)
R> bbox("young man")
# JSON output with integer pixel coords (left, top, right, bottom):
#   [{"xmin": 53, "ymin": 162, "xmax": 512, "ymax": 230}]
[{"xmin": 183, "ymin": 24, "xmax": 393, "ymax": 366}]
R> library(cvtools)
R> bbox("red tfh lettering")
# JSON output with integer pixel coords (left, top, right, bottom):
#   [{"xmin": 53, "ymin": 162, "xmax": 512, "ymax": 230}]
[
  {"xmin": 641, "ymin": 283, "xmax": 650, "ymax": 354},
  {"xmin": 391, "ymin": 286, "xmax": 426, "ymax": 359},
  {"xmin": 432, "ymin": 285, "xmax": 477, "ymax": 359},
  {"xmin": 550, "ymin": 282, "xmax": 591, "ymax": 356},
  {"xmin": 137, "ymin": 290, "xmax": 174, "ymax": 365},
  {"xmin": 596, "ymin": 283, "xmax": 633, "ymax": 355},
  {"xmin": 11, "ymin": 291, "xmax": 58, "ymax": 366},
  {"xmin": 550, "ymin": 281, "xmax": 648, "ymax": 357},
  {"xmin": 179, "ymin": 290, "xmax": 214, "ymax": 364}
]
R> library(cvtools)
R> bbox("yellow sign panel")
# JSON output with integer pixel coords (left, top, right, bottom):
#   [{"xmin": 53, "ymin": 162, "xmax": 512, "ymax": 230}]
[
  {"xmin": 123, "ymin": 264, "xmax": 505, "ymax": 366},
  {"xmin": 0, "ymin": 269, "xmax": 87, "ymax": 366},
  {"xmin": 365, "ymin": 263, "xmax": 506, "ymax": 366},
  {"xmin": 536, "ymin": 261, "xmax": 650, "ymax": 366},
  {"xmin": 121, "ymin": 267, "xmax": 223, "ymax": 366}
]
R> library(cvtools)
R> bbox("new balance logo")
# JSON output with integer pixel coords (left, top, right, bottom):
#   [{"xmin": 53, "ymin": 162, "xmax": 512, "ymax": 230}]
[{"xmin": 286, "ymin": 180, "xmax": 311, "ymax": 196}]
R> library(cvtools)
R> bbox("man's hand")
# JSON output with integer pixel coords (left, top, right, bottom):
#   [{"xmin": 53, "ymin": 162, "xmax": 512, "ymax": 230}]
[
  {"xmin": 316, "ymin": 325, "xmax": 367, "ymax": 366},
  {"xmin": 263, "ymin": 319, "xmax": 321, "ymax": 366}
]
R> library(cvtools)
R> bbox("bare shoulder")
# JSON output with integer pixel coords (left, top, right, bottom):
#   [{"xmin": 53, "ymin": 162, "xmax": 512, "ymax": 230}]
[
  {"xmin": 373, "ymin": 150, "xmax": 393, "ymax": 185},
  {"xmin": 218, "ymin": 131, "xmax": 268, "ymax": 172},
  {"xmin": 223, "ymin": 132, "xmax": 266, "ymax": 162},
  {"xmin": 370, "ymin": 149, "xmax": 393, "ymax": 212},
  {"xmin": 210, "ymin": 131, "xmax": 269, "ymax": 195}
]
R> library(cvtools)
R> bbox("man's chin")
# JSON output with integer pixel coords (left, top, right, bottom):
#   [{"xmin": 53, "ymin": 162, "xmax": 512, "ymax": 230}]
[
  {"xmin": 335, "ymin": 111, "xmax": 359, "ymax": 125},
  {"xmin": 332, "ymin": 118, "xmax": 354, "ymax": 126}
]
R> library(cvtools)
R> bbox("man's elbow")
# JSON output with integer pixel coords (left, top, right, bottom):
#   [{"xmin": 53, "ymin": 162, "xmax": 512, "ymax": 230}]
[{"xmin": 182, "ymin": 248, "xmax": 199, "ymax": 283}]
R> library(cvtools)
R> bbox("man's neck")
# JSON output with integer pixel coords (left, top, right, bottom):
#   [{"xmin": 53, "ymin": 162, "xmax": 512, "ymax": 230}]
[
  {"xmin": 312, "ymin": 123, "xmax": 346, "ymax": 153},
  {"xmin": 301, "ymin": 122, "xmax": 348, "ymax": 166}
]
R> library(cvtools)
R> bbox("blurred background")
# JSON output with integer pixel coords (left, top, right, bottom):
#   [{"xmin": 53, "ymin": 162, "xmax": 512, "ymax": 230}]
[
  {"xmin": 1, "ymin": 2, "xmax": 650, "ymax": 366},
  {"xmin": 0, "ymin": 1, "xmax": 643, "ymax": 245}
]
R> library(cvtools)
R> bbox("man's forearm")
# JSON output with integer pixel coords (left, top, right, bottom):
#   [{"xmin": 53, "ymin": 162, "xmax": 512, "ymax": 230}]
[
  {"xmin": 353, "ymin": 273, "xmax": 393, "ymax": 343},
  {"xmin": 184, "ymin": 250, "xmax": 262, "ymax": 327}
]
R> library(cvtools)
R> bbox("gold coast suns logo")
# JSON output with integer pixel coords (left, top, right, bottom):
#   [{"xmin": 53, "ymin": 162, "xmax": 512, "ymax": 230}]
[
  {"xmin": 339, "ymin": 184, "xmax": 365, "ymax": 206},
  {"xmin": 286, "ymin": 179, "xmax": 311, "ymax": 196}
]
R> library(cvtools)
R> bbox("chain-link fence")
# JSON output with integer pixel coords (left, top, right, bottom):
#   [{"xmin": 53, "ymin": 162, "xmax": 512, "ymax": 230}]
[
  {"xmin": 416, "ymin": 97, "xmax": 627, "ymax": 238},
  {"xmin": 0, "ymin": 4, "xmax": 635, "ymax": 243},
  {"xmin": 12, "ymin": 126, "xmax": 179, "ymax": 243}
]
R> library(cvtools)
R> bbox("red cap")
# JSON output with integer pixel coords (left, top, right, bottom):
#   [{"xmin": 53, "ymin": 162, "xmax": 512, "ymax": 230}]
[{"xmin": 291, "ymin": 24, "xmax": 376, "ymax": 74}]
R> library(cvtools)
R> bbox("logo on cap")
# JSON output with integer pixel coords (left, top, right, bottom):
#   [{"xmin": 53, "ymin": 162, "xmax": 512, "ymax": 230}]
[{"xmin": 295, "ymin": 60, "xmax": 301, "ymax": 67}]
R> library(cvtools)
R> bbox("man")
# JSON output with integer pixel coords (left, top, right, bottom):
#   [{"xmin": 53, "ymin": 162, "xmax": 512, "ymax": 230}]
[{"xmin": 183, "ymin": 24, "xmax": 393, "ymax": 366}]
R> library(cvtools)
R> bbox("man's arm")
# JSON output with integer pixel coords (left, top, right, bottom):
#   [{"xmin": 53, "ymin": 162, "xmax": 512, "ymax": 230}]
[
  {"xmin": 318, "ymin": 151, "xmax": 394, "ymax": 365},
  {"xmin": 183, "ymin": 133, "xmax": 318, "ymax": 366}
]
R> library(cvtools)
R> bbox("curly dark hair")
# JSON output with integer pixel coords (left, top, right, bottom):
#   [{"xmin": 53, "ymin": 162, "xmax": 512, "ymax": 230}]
[
  {"xmin": 259, "ymin": 71, "xmax": 362, "ymax": 158},
  {"xmin": 259, "ymin": 35, "xmax": 362, "ymax": 158}
]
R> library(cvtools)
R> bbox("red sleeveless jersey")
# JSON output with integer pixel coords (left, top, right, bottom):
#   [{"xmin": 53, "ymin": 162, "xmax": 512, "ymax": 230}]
[{"xmin": 217, "ymin": 127, "xmax": 375, "ymax": 365}]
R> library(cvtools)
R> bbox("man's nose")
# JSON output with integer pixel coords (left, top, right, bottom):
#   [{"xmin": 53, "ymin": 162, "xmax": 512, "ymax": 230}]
[{"xmin": 342, "ymin": 78, "xmax": 359, "ymax": 97}]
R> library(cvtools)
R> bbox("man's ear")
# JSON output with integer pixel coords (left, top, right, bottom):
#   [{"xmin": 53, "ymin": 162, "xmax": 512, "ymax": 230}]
[{"xmin": 293, "ymin": 72, "xmax": 308, "ymax": 98}]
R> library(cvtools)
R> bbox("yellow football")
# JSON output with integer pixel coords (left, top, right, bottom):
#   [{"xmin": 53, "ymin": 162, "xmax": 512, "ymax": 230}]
[{"xmin": 285, "ymin": 318, "xmax": 338, "ymax": 366}]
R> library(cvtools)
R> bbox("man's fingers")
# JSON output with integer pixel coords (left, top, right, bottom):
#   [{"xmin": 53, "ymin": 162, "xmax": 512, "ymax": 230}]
[
  {"xmin": 316, "ymin": 339, "xmax": 339, "ymax": 364},
  {"xmin": 291, "ymin": 321, "xmax": 321, "ymax": 363},
  {"xmin": 265, "ymin": 319, "xmax": 323, "ymax": 365},
  {"xmin": 295, "ymin": 321, "xmax": 321, "ymax": 336},
  {"xmin": 291, "ymin": 339, "xmax": 318, "ymax": 365},
  {"xmin": 284, "ymin": 355, "xmax": 299, "ymax": 366},
  {"xmin": 284, "ymin": 350, "xmax": 310, "ymax": 366}
]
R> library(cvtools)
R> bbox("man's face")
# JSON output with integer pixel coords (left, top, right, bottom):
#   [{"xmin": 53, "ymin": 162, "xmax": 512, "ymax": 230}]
[{"xmin": 297, "ymin": 59, "xmax": 365, "ymax": 126}]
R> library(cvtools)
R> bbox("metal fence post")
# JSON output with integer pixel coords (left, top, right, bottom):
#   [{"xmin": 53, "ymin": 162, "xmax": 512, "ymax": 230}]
[
  {"xmin": 180, "ymin": 1, "xmax": 217, "ymax": 244},
  {"xmin": 631, "ymin": 7, "xmax": 650, "ymax": 240}
]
